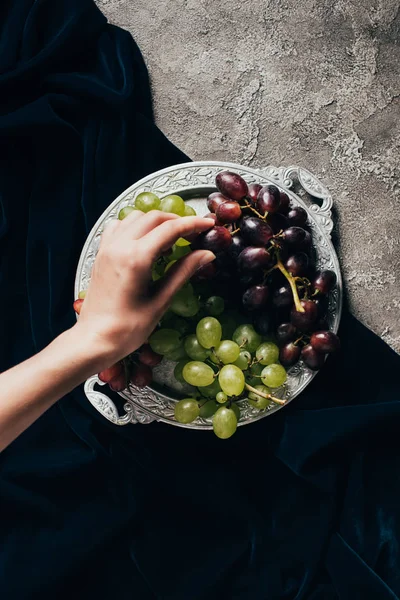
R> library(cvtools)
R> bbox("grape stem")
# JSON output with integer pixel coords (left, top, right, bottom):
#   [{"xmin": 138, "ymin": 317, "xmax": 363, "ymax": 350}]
[
  {"xmin": 244, "ymin": 383, "xmax": 286, "ymax": 406},
  {"xmin": 242, "ymin": 201, "xmax": 267, "ymax": 220},
  {"xmin": 276, "ymin": 258, "xmax": 305, "ymax": 313},
  {"xmin": 231, "ymin": 228, "xmax": 241, "ymax": 235}
]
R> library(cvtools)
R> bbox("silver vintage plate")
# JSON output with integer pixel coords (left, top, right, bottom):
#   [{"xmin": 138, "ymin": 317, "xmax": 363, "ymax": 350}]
[{"xmin": 75, "ymin": 161, "xmax": 342, "ymax": 429}]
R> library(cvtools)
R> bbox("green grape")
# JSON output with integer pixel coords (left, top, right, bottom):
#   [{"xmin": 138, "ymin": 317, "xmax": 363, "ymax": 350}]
[
  {"xmin": 215, "ymin": 340, "xmax": 240, "ymax": 364},
  {"xmin": 218, "ymin": 364, "xmax": 245, "ymax": 396},
  {"xmin": 261, "ymin": 364, "xmax": 287, "ymax": 388},
  {"xmin": 174, "ymin": 360, "xmax": 190, "ymax": 384},
  {"xmin": 213, "ymin": 407, "xmax": 238, "ymax": 439},
  {"xmin": 199, "ymin": 399, "xmax": 219, "ymax": 418},
  {"xmin": 170, "ymin": 285, "xmax": 199, "ymax": 317},
  {"xmin": 199, "ymin": 378, "xmax": 222, "ymax": 398},
  {"xmin": 209, "ymin": 350, "xmax": 220, "ymax": 364},
  {"xmin": 205, "ymin": 296, "xmax": 225, "ymax": 316},
  {"xmin": 219, "ymin": 313, "xmax": 237, "ymax": 340},
  {"xmin": 134, "ymin": 191, "xmax": 160, "ymax": 212},
  {"xmin": 118, "ymin": 206, "xmax": 137, "ymax": 220},
  {"xmin": 184, "ymin": 204, "xmax": 197, "ymax": 216},
  {"xmin": 246, "ymin": 362, "xmax": 263, "ymax": 386},
  {"xmin": 78, "ymin": 290, "xmax": 87, "ymax": 299},
  {"xmin": 232, "ymin": 324, "xmax": 262, "ymax": 353},
  {"xmin": 183, "ymin": 361, "xmax": 215, "ymax": 387},
  {"xmin": 216, "ymin": 392, "xmax": 228, "ymax": 404},
  {"xmin": 196, "ymin": 317, "xmax": 222, "ymax": 349},
  {"xmin": 184, "ymin": 334, "xmax": 209, "ymax": 361},
  {"xmin": 169, "ymin": 244, "xmax": 191, "ymax": 261},
  {"xmin": 230, "ymin": 402, "xmax": 241, "ymax": 421},
  {"xmin": 163, "ymin": 343, "xmax": 188, "ymax": 361},
  {"xmin": 149, "ymin": 329, "xmax": 182, "ymax": 355},
  {"xmin": 160, "ymin": 195, "xmax": 185, "ymax": 216},
  {"xmin": 174, "ymin": 398, "xmax": 200, "ymax": 424},
  {"xmin": 233, "ymin": 350, "xmax": 252, "ymax": 371},
  {"xmin": 161, "ymin": 315, "xmax": 191, "ymax": 336},
  {"xmin": 175, "ymin": 237, "xmax": 191, "ymax": 247},
  {"xmin": 248, "ymin": 385, "xmax": 273, "ymax": 410},
  {"xmin": 255, "ymin": 342, "xmax": 279, "ymax": 366}
]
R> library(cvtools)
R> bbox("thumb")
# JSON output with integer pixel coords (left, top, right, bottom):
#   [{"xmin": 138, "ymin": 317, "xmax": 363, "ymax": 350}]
[{"xmin": 154, "ymin": 250, "xmax": 215, "ymax": 309}]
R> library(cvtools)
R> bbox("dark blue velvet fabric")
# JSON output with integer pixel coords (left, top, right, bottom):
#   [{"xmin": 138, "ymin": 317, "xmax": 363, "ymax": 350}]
[{"xmin": 1, "ymin": 2, "xmax": 400, "ymax": 599}]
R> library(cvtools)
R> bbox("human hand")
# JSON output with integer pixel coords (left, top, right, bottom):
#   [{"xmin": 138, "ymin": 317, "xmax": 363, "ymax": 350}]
[{"xmin": 74, "ymin": 210, "xmax": 215, "ymax": 372}]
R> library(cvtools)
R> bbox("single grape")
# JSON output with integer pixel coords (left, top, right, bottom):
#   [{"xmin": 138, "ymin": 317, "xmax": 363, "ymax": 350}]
[
  {"xmin": 175, "ymin": 398, "xmax": 200, "ymax": 424},
  {"xmin": 314, "ymin": 295, "xmax": 329, "ymax": 317},
  {"xmin": 99, "ymin": 363, "xmax": 123, "ymax": 383},
  {"xmin": 73, "ymin": 298, "xmax": 84, "ymax": 314},
  {"xmin": 261, "ymin": 364, "xmax": 287, "ymax": 388},
  {"xmin": 239, "ymin": 270, "xmax": 264, "ymax": 289},
  {"xmin": 272, "ymin": 284, "xmax": 293, "ymax": 309},
  {"xmin": 279, "ymin": 342, "xmax": 301, "ymax": 367},
  {"xmin": 78, "ymin": 290, "xmax": 87, "ymax": 299},
  {"xmin": 299, "ymin": 230, "xmax": 312, "ymax": 252},
  {"xmin": 213, "ymin": 407, "xmax": 238, "ymax": 439},
  {"xmin": 169, "ymin": 244, "xmax": 191, "ymax": 261},
  {"xmin": 287, "ymin": 206, "xmax": 307, "ymax": 227},
  {"xmin": 242, "ymin": 284, "xmax": 269, "ymax": 311},
  {"xmin": 276, "ymin": 323, "xmax": 297, "ymax": 346},
  {"xmin": 160, "ymin": 195, "xmax": 185, "ymax": 215},
  {"xmin": 248, "ymin": 385, "xmax": 273, "ymax": 410},
  {"xmin": 215, "ymin": 340, "xmax": 241, "ymax": 364},
  {"xmin": 253, "ymin": 312, "xmax": 272, "ymax": 336},
  {"xmin": 184, "ymin": 334, "xmax": 209, "ymax": 361},
  {"xmin": 256, "ymin": 342, "xmax": 279, "ymax": 365},
  {"xmin": 199, "ymin": 378, "xmax": 222, "ymax": 398},
  {"xmin": 205, "ymin": 295, "xmax": 225, "ymax": 316},
  {"xmin": 174, "ymin": 360, "xmax": 190, "ymax": 384},
  {"xmin": 163, "ymin": 343, "xmax": 188, "ymax": 361},
  {"xmin": 283, "ymin": 226, "xmax": 307, "ymax": 248},
  {"xmin": 267, "ymin": 212, "xmax": 289, "ymax": 234},
  {"xmin": 219, "ymin": 364, "xmax": 245, "ymax": 396},
  {"xmin": 240, "ymin": 217, "xmax": 274, "ymax": 246},
  {"xmin": 257, "ymin": 185, "xmax": 281, "ymax": 214},
  {"xmin": 301, "ymin": 345, "xmax": 325, "ymax": 370},
  {"xmin": 161, "ymin": 315, "xmax": 191, "ymax": 336},
  {"xmin": 196, "ymin": 226, "xmax": 232, "ymax": 253},
  {"xmin": 228, "ymin": 234, "xmax": 246, "ymax": 258},
  {"xmin": 135, "ymin": 191, "xmax": 160, "ymax": 212},
  {"xmin": 310, "ymin": 330, "xmax": 340, "ymax": 353},
  {"xmin": 191, "ymin": 261, "xmax": 217, "ymax": 281},
  {"xmin": 216, "ymin": 201, "xmax": 242, "ymax": 224},
  {"xmin": 118, "ymin": 206, "xmax": 137, "ymax": 220},
  {"xmin": 170, "ymin": 285, "xmax": 199, "ymax": 317},
  {"xmin": 138, "ymin": 344, "xmax": 163, "ymax": 367},
  {"xmin": 196, "ymin": 317, "xmax": 222, "ymax": 349},
  {"xmin": 247, "ymin": 183, "xmax": 263, "ymax": 204},
  {"xmin": 233, "ymin": 324, "xmax": 262, "ymax": 353},
  {"xmin": 184, "ymin": 204, "xmax": 197, "ymax": 216},
  {"xmin": 313, "ymin": 270, "xmax": 337, "ymax": 295},
  {"xmin": 109, "ymin": 373, "xmax": 127, "ymax": 392},
  {"xmin": 216, "ymin": 171, "xmax": 248, "ymax": 201},
  {"xmin": 290, "ymin": 300, "xmax": 318, "ymax": 332},
  {"xmin": 216, "ymin": 391, "xmax": 228, "ymax": 404},
  {"xmin": 183, "ymin": 361, "xmax": 215, "ymax": 387},
  {"xmin": 149, "ymin": 328, "xmax": 182, "ymax": 355},
  {"xmin": 207, "ymin": 191, "xmax": 229, "ymax": 213},
  {"xmin": 238, "ymin": 247, "xmax": 271, "ymax": 271},
  {"xmin": 130, "ymin": 364, "xmax": 153, "ymax": 388},
  {"xmin": 285, "ymin": 253, "xmax": 309, "ymax": 277},
  {"xmin": 233, "ymin": 350, "xmax": 251, "ymax": 371},
  {"xmin": 246, "ymin": 362, "xmax": 263, "ymax": 386},
  {"xmin": 279, "ymin": 191, "xmax": 290, "ymax": 214},
  {"xmin": 199, "ymin": 399, "xmax": 219, "ymax": 418}
]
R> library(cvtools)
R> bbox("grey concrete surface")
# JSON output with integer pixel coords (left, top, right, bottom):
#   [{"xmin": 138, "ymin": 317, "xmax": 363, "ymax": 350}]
[{"xmin": 97, "ymin": 0, "xmax": 400, "ymax": 352}]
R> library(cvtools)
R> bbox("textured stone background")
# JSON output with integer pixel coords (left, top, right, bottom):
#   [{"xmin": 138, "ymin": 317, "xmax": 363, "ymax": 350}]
[{"xmin": 97, "ymin": 0, "xmax": 400, "ymax": 352}]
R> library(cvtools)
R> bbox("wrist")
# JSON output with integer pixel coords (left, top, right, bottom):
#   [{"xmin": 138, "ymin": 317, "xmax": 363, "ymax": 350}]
[{"xmin": 67, "ymin": 323, "xmax": 121, "ymax": 376}]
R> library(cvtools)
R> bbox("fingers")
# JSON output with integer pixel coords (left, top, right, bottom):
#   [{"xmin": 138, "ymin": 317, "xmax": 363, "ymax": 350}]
[
  {"xmin": 120, "ymin": 210, "xmax": 180, "ymax": 240},
  {"xmin": 153, "ymin": 250, "xmax": 215, "ymax": 311},
  {"xmin": 142, "ymin": 216, "xmax": 215, "ymax": 262}
]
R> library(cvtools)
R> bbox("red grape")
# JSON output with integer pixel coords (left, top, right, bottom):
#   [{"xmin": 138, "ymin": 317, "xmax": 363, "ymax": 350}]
[
  {"xmin": 238, "ymin": 247, "xmax": 271, "ymax": 271},
  {"xmin": 242, "ymin": 284, "xmax": 269, "ymax": 310},
  {"xmin": 285, "ymin": 252, "xmax": 309, "ymax": 277},
  {"xmin": 207, "ymin": 192, "xmax": 229, "ymax": 213},
  {"xmin": 139, "ymin": 344, "xmax": 163, "ymax": 367},
  {"xmin": 287, "ymin": 206, "xmax": 307, "ymax": 227},
  {"xmin": 279, "ymin": 191, "xmax": 290, "ymax": 214},
  {"xmin": 283, "ymin": 226, "xmax": 308, "ymax": 248},
  {"xmin": 279, "ymin": 342, "xmax": 301, "ymax": 367},
  {"xmin": 216, "ymin": 171, "xmax": 248, "ymax": 201},
  {"xmin": 310, "ymin": 330, "xmax": 340, "ymax": 353},
  {"xmin": 301, "ymin": 344, "xmax": 325, "ymax": 370},
  {"xmin": 228, "ymin": 234, "xmax": 246, "ymax": 258},
  {"xmin": 313, "ymin": 270, "xmax": 337, "ymax": 295},
  {"xmin": 253, "ymin": 312, "xmax": 272, "ymax": 335},
  {"xmin": 247, "ymin": 183, "xmax": 263, "ymax": 204},
  {"xmin": 204, "ymin": 212, "xmax": 223, "ymax": 226},
  {"xmin": 130, "ymin": 364, "xmax": 153, "ymax": 387},
  {"xmin": 290, "ymin": 300, "xmax": 318, "ymax": 332},
  {"xmin": 267, "ymin": 212, "xmax": 289, "ymax": 234},
  {"xmin": 109, "ymin": 373, "xmax": 127, "ymax": 392},
  {"xmin": 99, "ymin": 363, "xmax": 123, "ymax": 383},
  {"xmin": 257, "ymin": 185, "xmax": 281, "ymax": 214},
  {"xmin": 241, "ymin": 217, "xmax": 274, "ymax": 246},
  {"xmin": 272, "ymin": 284, "xmax": 293, "ymax": 308},
  {"xmin": 276, "ymin": 323, "xmax": 297, "ymax": 345},
  {"xmin": 73, "ymin": 299, "xmax": 84, "ymax": 314},
  {"xmin": 216, "ymin": 201, "xmax": 242, "ymax": 224},
  {"xmin": 197, "ymin": 226, "xmax": 232, "ymax": 253},
  {"xmin": 239, "ymin": 270, "xmax": 263, "ymax": 288},
  {"xmin": 192, "ymin": 261, "xmax": 217, "ymax": 281}
]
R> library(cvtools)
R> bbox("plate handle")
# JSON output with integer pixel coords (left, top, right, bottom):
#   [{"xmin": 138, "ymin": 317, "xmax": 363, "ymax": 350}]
[
  {"xmin": 84, "ymin": 375, "xmax": 156, "ymax": 426},
  {"xmin": 259, "ymin": 165, "xmax": 334, "ymax": 239}
]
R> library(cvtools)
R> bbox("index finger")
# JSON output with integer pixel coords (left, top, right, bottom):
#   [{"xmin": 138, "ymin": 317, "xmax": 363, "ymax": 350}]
[{"xmin": 142, "ymin": 216, "xmax": 215, "ymax": 261}]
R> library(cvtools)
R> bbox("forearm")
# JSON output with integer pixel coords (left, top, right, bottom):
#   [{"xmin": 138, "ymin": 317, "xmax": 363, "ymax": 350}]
[{"xmin": 0, "ymin": 327, "xmax": 105, "ymax": 452}]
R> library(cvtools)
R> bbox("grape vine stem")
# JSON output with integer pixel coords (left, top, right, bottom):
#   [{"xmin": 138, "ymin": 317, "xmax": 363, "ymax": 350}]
[
  {"xmin": 276, "ymin": 259, "xmax": 305, "ymax": 313},
  {"xmin": 244, "ymin": 383, "xmax": 286, "ymax": 406}
]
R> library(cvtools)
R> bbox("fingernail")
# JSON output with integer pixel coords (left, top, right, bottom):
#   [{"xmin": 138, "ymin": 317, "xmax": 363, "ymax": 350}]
[{"xmin": 199, "ymin": 251, "xmax": 216, "ymax": 266}]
